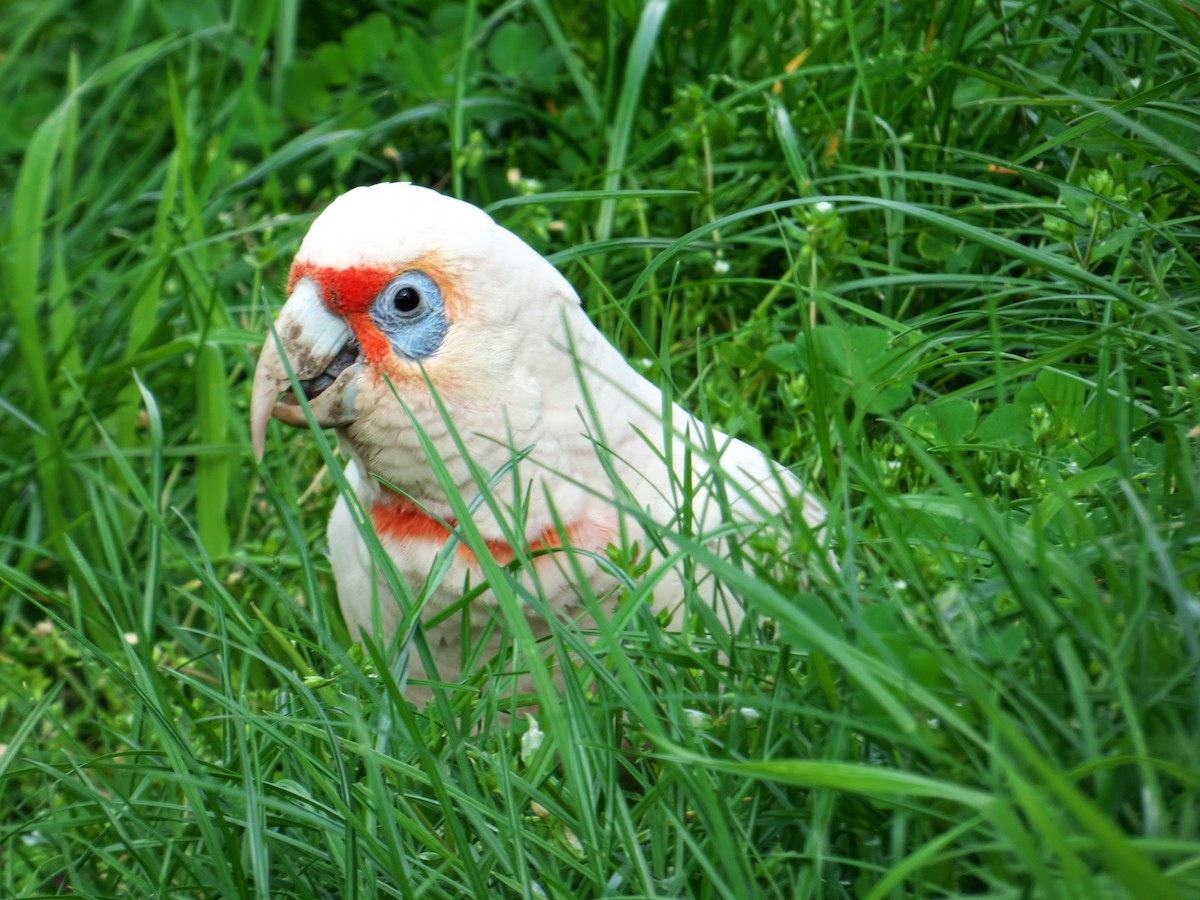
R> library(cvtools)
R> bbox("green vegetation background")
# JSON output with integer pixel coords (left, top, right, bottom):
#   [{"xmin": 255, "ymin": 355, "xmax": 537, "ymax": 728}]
[{"xmin": 1, "ymin": 0, "xmax": 1197, "ymax": 896}]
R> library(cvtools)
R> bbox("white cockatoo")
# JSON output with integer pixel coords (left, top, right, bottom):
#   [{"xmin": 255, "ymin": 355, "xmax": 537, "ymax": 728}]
[{"xmin": 251, "ymin": 183, "xmax": 826, "ymax": 696}]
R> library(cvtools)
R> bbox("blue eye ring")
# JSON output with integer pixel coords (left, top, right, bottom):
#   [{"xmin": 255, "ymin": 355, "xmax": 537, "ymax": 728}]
[{"xmin": 369, "ymin": 271, "xmax": 449, "ymax": 360}]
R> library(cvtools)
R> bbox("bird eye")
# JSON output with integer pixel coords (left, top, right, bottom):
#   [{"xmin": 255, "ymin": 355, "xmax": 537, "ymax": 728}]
[
  {"xmin": 377, "ymin": 274, "xmax": 435, "ymax": 320},
  {"xmin": 393, "ymin": 286, "xmax": 421, "ymax": 313},
  {"xmin": 369, "ymin": 271, "xmax": 449, "ymax": 361}
]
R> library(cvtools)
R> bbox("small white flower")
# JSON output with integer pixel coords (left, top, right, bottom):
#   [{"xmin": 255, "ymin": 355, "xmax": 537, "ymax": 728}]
[
  {"xmin": 712, "ymin": 258, "xmax": 731, "ymax": 274},
  {"xmin": 737, "ymin": 707, "xmax": 761, "ymax": 720},
  {"xmin": 684, "ymin": 708, "xmax": 711, "ymax": 729},
  {"xmin": 814, "ymin": 201, "xmax": 834, "ymax": 214},
  {"xmin": 895, "ymin": 579, "xmax": 908, "ymax": 591},
  {"xmin": 520, "ymin": 714, "xmax": 544, "ymax": 763}
]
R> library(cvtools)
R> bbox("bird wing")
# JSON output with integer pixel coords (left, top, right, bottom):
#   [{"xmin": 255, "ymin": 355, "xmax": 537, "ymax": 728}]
[{"xmin": 523, "ymin": 298, "xmax": 825, "ymax": 540}]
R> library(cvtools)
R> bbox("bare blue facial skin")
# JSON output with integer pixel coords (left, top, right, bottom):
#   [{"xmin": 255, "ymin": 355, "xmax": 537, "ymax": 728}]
[{"xmin": 369, "ymin": 271, "xmax": 450, "ymax": 361}]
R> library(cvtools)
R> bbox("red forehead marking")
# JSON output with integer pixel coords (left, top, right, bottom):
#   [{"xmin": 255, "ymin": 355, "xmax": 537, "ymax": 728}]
[
  {"xmin": 288, "ymin": 261, "xmax": 393, "ymax": 315},
  {"xmin": 287, "ymin": 253, "xmax": 465, "ymax": 368},
  {"xmin": 287, "ymin": 252, "xmax": 465, "ymax": 319}
]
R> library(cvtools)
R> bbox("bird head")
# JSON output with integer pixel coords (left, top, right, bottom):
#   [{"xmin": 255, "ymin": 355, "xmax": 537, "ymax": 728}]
[{"xmin": 250, "ymin": 183, "xmax": 580, "ymax": 493}]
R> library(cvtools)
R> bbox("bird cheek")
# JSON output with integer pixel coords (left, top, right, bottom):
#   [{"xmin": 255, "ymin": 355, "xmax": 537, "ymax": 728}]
[{"xmin": 348, "ymin": 315, "xmax": 394, "ymax": 366}]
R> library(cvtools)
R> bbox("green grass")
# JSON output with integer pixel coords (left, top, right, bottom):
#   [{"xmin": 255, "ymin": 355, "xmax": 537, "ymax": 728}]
[{"xmin": 2, "ymin": 0, "xmax": 1198, "ymax": 896}]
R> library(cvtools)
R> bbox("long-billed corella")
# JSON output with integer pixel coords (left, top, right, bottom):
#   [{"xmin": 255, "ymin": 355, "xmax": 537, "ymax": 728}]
[{"xmin": 250, "ymin": 183, "xmax": 827, "ymax": 698}]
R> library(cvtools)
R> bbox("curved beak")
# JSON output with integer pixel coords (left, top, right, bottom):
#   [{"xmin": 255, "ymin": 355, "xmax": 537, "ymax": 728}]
[{"xmin": 250, "ymin": 279, "xmax": 363, "ymax": 460}]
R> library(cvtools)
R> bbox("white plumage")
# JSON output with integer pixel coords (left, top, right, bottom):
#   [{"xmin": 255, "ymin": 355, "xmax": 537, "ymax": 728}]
[{"xmin": 251, "ymin": 183, "xmax": 826, "ymax": 697}]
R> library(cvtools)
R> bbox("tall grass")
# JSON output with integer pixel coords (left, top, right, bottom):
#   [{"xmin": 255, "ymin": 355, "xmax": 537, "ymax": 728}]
[{"xmin": 1, "ymin": 0, "xmax": 1197, "ymax": 896}]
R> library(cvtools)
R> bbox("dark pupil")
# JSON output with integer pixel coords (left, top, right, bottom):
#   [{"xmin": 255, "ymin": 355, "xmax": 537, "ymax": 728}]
[{"xmin": 394, "ymin": 286, "xmax": 421, "ymax": 313}]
